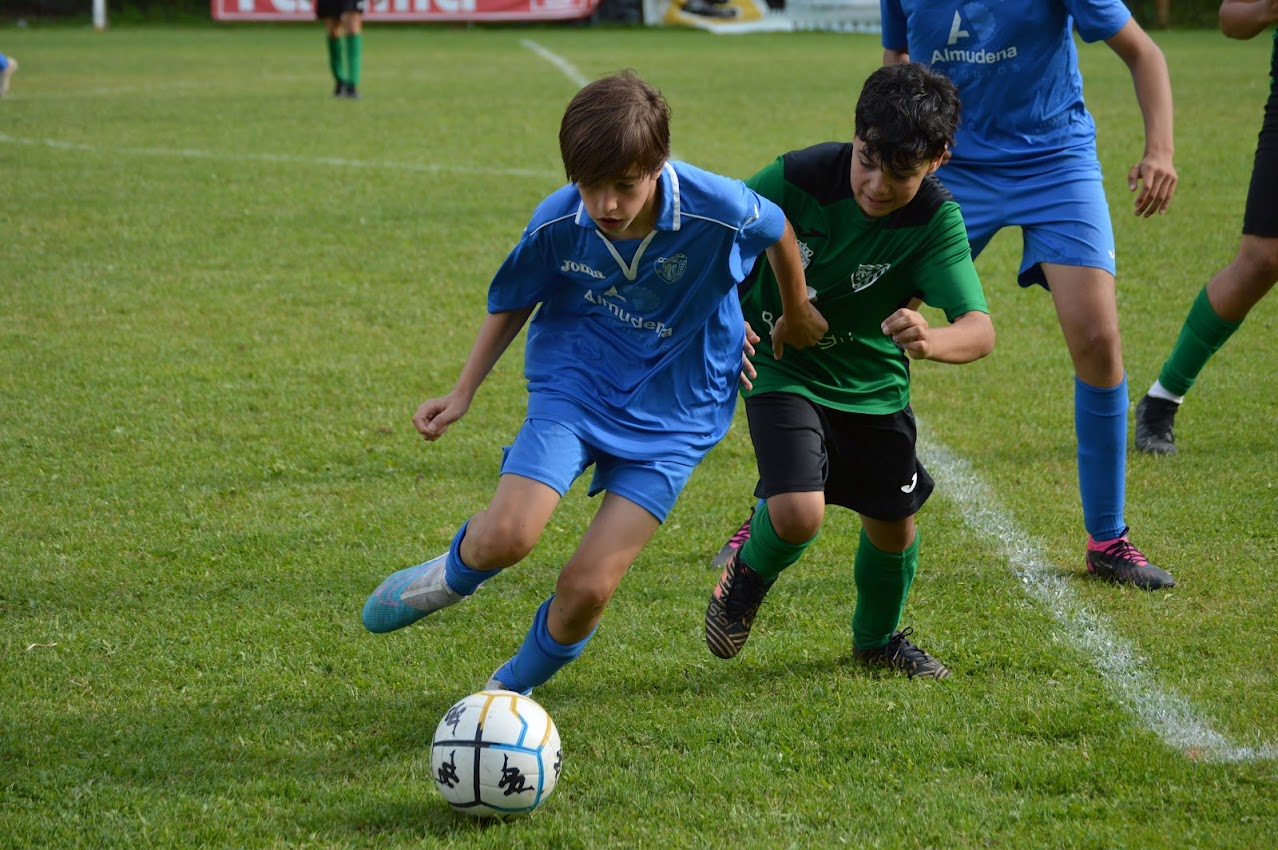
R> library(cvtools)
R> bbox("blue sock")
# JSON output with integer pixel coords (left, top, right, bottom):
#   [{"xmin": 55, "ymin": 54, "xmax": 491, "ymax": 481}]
[
  {"xmin": 442, "ymin": 521, "xmax": 501, "ymax": 596},
  {"xmin": 491, "ymin": 596, "xmax": 596, "ymax": 693},
  {"xmin": 1075, "ymin": 376, "xmax": 1127, "ymax": 541}
]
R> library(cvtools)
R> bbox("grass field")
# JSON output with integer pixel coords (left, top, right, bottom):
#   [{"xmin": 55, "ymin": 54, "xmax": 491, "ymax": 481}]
[{"xmin": 2, "ymin": 21, "xmax": 1276, "ymax": 850}]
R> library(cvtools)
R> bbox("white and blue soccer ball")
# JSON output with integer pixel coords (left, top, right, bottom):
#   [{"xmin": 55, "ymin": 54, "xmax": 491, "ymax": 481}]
[{"xmin": 430, "ymin": 689, "xmax": 562, "ymax": 818}]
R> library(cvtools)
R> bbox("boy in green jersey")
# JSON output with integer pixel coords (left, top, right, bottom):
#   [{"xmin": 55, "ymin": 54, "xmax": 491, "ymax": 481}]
[{"xmin": 705, "ymin": 63, "xmax": 994, "ymax": 678}]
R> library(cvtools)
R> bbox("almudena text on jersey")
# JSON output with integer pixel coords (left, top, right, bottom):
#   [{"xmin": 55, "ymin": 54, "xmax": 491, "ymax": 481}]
[{"xmin": 930, "ymin": 46, "xmax": 1017, "ymax": 65}]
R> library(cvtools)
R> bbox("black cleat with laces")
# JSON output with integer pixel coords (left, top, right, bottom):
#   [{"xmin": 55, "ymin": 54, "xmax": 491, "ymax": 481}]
[
  {"xmin": 853, "ymin": 627, "xmax": 951, "ymax": 679},
  {"xmin": 705, "ymin": 551, "xmax": 774, "ymax": 659},
  {"xmin": 1086, "ymin": 529, "xmax": 1175, "ymax": 589},
  {"xmin": 1134, "ymin": 394, "xmax": 1180, "ymax": 455}
]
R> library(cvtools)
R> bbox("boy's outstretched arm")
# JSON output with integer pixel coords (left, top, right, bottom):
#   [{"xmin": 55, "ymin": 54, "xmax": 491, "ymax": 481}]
[
  {"xmin": 764, "ymin": 219, "xmax": 828, "ymax": 359},
  {"xmin": 1106, "ymin": 18, "xmax": 1177, "ymax": 217},
  {"xmin": 881, "ymin": 307, "xmax": 994, "ymax": 364},
  {"xmin": 413, "ymin": 306, "xmax": 536, "ymax": 441}
]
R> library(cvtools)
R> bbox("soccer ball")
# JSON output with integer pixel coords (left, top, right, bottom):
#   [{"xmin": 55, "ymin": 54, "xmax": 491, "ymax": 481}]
[{"xmin": 430, "ymin": 689, "xmax": 562, "ymax": 818}]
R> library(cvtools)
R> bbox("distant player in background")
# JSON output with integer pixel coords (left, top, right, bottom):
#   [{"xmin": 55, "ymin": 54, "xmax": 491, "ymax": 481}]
[
  {"xmin": 704, "ymin": 63, "xmax": 993, "ymax": 679},
  {"xmin": 359, "ymin": 71, "xmax": 826, "ymax": 697},
  {"xmin": 1136, "ymin": 0, "xmax": 1278, "ymax": 454},
  {"xmin": 879, "ymin": 0, "xmax": 1179, "ymax": 590},
  {"xmin": 0, "ymin": 51, "xmax": 17, "ymax": 98},
  {"xmin": 317, "ymin": 0, "xmax": 363, "ymax": 99}
]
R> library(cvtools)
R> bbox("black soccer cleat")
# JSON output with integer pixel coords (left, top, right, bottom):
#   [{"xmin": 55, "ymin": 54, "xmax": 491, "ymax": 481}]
[
  {"xmin": 705, "ymin": 551, "xmax": 774, "ymax": 659},
  {"xmin": 1134, "ymin": 394, "xmax": 1180, "ymax": 455},
  {"xmin": 1086, "ymin": 529, "xmax": 1175, "ymax": 590},
  {"xmin": 853, "ymin": 628, "xmax": 950, "ymax": 680},
  {"xmin": 341, "ymin": 82, "xmax": 360, "ymax": 99}
]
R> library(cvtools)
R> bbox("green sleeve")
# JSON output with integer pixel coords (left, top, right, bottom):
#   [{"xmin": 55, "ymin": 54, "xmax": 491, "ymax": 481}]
[
  {"xmin": 744, "ymin": 157, "xmax": 787, "ymax": 206},
  {"xmin": 917, "ymin": 203, "xmax": 988, "ymax": 323}
]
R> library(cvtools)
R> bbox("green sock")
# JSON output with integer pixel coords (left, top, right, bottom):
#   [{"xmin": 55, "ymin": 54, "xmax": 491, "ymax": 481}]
[
  {"xmin": 851, "ymin": 528, "xmax": 918, "ymax": 651},
  {"xmin": 737, "ymin": 500, "xmax": 817, "ymax": 582},
  {"xmin": 326, "ymin": 36, "xmax": 344, "ymax": 84},
  {"xmin": 344, "ymin": 33, "xmax": 362, "ymax": 87},
  {"xmin": 1157, "ymin": 285, "xmax": 1242, "ymax": 397}
]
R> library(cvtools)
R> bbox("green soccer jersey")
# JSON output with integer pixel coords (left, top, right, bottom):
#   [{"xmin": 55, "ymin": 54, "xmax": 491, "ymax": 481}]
[{"xmin": 742, "ymin": 142, "xmax": 987, "ymax": 414}]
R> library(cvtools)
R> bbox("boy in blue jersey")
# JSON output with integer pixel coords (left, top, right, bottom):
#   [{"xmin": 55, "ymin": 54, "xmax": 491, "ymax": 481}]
[
  {"xmin": 880, "ymin": 0, "xmax": 1178, "ymax": 589},
  {"xmin": 360, "ymin": 70, "xmax": 827, "ymax": 697},
  {"xmin": 0, "ymin": 51, "xmax": 17, "ymax": 98}
]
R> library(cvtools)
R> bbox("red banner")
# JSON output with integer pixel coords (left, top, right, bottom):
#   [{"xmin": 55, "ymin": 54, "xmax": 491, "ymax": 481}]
[{"xmin": 211, "ymin": 0, "xmax": 599, "ymax": 23}]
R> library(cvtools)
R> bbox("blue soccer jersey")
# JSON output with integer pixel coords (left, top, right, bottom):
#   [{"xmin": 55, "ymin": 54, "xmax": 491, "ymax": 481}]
[
  {"xmin": 880, "ymin": 0, "xmax": 1132, "ymax": 167},
  {"xmin": 486, "ymin": 161, "xmax": 785, "ymax": 465}
]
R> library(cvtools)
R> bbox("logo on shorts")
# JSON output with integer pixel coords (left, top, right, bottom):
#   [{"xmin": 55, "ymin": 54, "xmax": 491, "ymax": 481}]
[
  {"xmin": 654, "ymin": 253, "xmax": 688, "ymax": 284},
  {"xmin": 900, "ymin": 473, "xmax": 918, "ymax": 494},
  {"xmin": 851, "ymin": 264, "xmax": 890, "ymax": 292}
]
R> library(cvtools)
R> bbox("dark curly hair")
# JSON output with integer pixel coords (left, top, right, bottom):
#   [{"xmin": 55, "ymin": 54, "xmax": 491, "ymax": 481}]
[{"xmin": 854, "ymin": 63, "xmax": 961, "ymax": 173}]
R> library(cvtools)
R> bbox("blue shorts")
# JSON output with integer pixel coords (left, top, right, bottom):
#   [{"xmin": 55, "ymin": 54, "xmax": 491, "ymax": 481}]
[
  {"xmin": 499, "ymin": 418, "xmax": 696, "ymax": 523},
  {"xmin": 939, "ymin": 157, "xmax": 1116, "ymax": 289}
]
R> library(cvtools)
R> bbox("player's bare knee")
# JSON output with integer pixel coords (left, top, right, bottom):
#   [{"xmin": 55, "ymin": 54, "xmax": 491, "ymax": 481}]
[
  {"xmin": 466, "ymin": 516, "xmax": 539, "ymax": 567},
  {"xmin": 1238, "ymin": 240, "xmax": 1278, "ymax": 287},
  {"xmin": 769, "ymin": 506, "xmax": 823, "ymax": 544},
  {"xmin": 552, "ymin": 577, "xmax": 611, "ymax": 624}
]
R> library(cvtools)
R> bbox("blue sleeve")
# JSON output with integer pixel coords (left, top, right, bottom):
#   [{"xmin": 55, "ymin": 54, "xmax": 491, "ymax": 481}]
[
  {"xmin": 1065, "ymin": 0, "xmax": 1132, "ymax": 43},
  {"xmin": 880, "ymin": 0, "xmax": 907, "ymax": 51},
  {"xmin": 734, "ymin": 189, "xmax": 786, "ymax": 283},
  {"xmin": 486, "ymin": 226, "xmax": 551, "ymax": 314}
]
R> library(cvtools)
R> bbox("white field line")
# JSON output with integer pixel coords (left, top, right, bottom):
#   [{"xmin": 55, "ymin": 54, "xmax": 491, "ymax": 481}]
[
  {"xmin": 29, "ymin": 75, "xmax": 318, "ymax": 99},
  {"xmin": 520, "ymin": 38, "xmax": 591, "ymax": 88},
  {"xmin": 920, "ymin": 427, "xmax": 1278, "ymax": 763},
  {"xmin": 0, "ymin": 131, "xmax": 560, "ymax": 180},
  {"xmin": 7, "ymin": 43, "xmax": 594, "ymax": 176}
]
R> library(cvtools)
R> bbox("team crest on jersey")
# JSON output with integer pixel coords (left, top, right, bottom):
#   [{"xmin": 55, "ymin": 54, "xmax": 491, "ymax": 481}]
[
  {"xmin": 851, "ymin": 263, "xmax": 890, "ymax": 292},
  {"xmin": 797, "ymin": 241, "xmax": 814, "ymax": 270},
  {"xmin": 654, "ymin": 253, "xmax": 688, "ymax": 284}
]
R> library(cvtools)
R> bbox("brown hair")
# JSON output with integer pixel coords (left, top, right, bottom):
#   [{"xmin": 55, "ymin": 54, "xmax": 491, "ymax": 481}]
[{"xmin": 559, "ymin": 70, "xmax": 671, "ymax": 187}]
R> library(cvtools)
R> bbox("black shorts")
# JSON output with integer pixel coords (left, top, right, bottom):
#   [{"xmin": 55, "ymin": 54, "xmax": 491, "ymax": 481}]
[
  {"xmin": 1244, "ymin": 49, "xmax": 1278, "ymax": 237},
  {"xmin": 316, "ymin": 0, "xmax": 364, "ymax": 19},
  {"xmin": 743, "ymin": 391, "xmax": 934, "ymax": 522}
]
